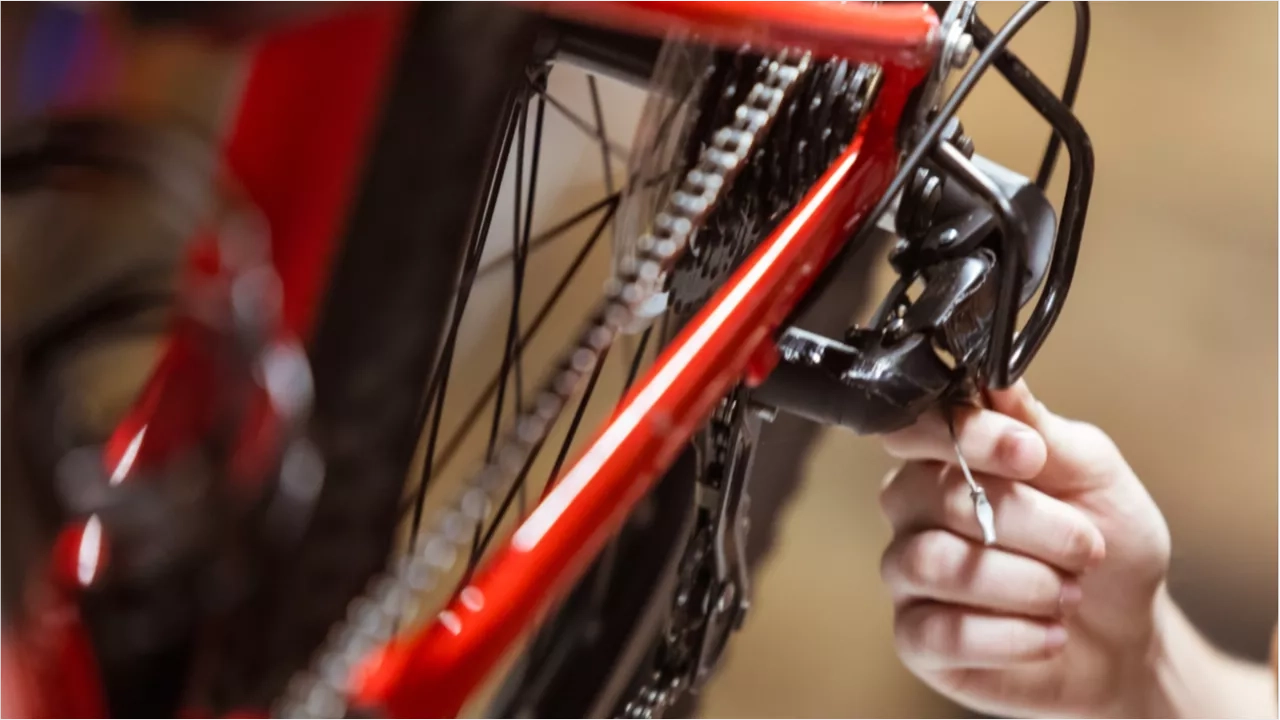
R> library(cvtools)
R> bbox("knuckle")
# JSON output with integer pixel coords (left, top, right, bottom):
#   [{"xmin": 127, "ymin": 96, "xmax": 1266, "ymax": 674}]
[
  {"xmin": 915, "ymin": 607, "xmax": 960, "ymax": 658},
  {"xmin": 894, "ymin": 605, "xmax": 951, "ymax": 660},
  {"xmin": 899, "ymin": 531, "xmax": 956, "ymax": 590},
  {"xmin": 1029, "ymin": 570, "xmax": 1065, "ymax": 612},
  {"xmin": 1058, "ymin": 522, "xmax": 1094, "ymax": 564}
]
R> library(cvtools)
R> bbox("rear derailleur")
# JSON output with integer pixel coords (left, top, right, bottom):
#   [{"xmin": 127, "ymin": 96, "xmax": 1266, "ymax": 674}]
[{"xmin": 754, "ymin": 120, "xmax": 1062, "ymax": 434}]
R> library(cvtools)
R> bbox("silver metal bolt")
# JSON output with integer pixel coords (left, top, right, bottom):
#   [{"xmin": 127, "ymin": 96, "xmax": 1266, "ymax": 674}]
[{"xmin": 951, "ymin": 32, "xmax": 975, "ymax": 68}]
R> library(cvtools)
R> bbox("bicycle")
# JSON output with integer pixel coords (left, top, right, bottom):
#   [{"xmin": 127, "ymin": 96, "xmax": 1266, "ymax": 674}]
[{"xmin": 1, "ymin": 1, "xmax": 1092, "ymax": 717}]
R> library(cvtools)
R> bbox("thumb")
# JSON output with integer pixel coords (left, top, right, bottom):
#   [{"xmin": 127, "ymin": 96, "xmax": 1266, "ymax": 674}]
[{"xmin": 987, "ymin": 380, "xmax": 1126, "ymax": 493}]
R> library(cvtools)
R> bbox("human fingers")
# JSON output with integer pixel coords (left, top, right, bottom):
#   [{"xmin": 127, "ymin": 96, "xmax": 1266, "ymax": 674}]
[
  {"xmin": 893, "ymin": 600, "xmax": 1068, "ymax": 671},
  {"xmin": 988, "ymin": 380, "xmax": 1129, "ymax": 492},
  {"xmin": 881, "ymin": 405, "xmax": 1047, "ymax": 480},
  {"xmin": 879, "ymin": 462, "xmax": 1106, "ymax": 573},
  {"xmin": 880, "ymin": 529, "xmax": 1081, "ymax": 619}
]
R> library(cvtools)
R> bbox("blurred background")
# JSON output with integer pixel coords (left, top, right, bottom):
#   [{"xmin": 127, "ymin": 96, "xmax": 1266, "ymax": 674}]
[{"xmin": 2, "ymin": 2, "xmax": 1275, "ymax": 718}]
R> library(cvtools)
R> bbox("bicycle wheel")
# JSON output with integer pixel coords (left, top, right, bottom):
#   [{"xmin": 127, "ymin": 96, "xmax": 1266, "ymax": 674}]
[{"xmin": 2, "ymin": 5, "xmax": 886, "ymax": 716}]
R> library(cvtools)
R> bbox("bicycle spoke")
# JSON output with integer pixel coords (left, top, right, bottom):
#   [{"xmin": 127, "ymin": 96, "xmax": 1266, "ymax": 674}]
[
  {"xmin": 621, "ymin": 325, "xmax": 653, "ymax": 394},
  {"xmin": 394, "ymin": 195, "xmax": 620, "ymax": 523},
  {"xmin": 406, "ymin": 90, "xmax": 521, "ymax": 551},
  {"xmin": 578, "ymin": 321, "xmax": 658, "ymax": 632},
  {"xmin": 485, "ymin": 95, "xmax": 530, "ymax": 464},
  {"xmin": 405, "ymin": 60, "xmax": 694, "ymax": 566},
  {"xmin": 466, "ymin": 432, "xmax": 549, "ymax": 578},
  {"xmin": 475, "ymin": 192, "xmax": 619, "ymax": 280},
  {"xmin": 529, "ymin": 80, "xmax": 630, "ymax": 161},
  {"xmin": 472, "ymin": 160, "xmax": 684, "ymax": 284},
  {"xmin": 517, "ymin": 92, "xmax": 547, "ymax": 516},
  {"xmin": 541, "ymin": 325, "xmax": 651, "ymax": 501},
  {"xmin": 468, "ymin": 92, "xmax": 533, "ymax": 572},
  {"xmin": 586, "ymin": 75, "xmax": 615, "ymax": 195},
  {"xmin": 539, "ymin": 343, "xmax": 613, "ymax": 502}
]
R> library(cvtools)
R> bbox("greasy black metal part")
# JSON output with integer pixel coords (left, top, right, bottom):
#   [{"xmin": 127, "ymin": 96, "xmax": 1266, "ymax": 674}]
[
  {"xmin": 617, "ymin": 394, "xmax": 762, "ymax": 719},
  {"xmin": 506, "ymin": 49, "xmax": 880, "ymax": 720},
  {"xmin": 752, "ymin": 237, "xmax": 1007, "ymax": 437},
  {"xmin": 689, "ymin": 399, "xmax": 759, "ymax": 685},
  {"xmin": 896, "ymin": 152, "xmax": 1057, "ymax": 311},
  {"xmin": 932, "ymin": 140, "xmax": 1024, "ymax": 387},
  {"xmin": 773, "ymin": 0, "xmax": 1093, "ymax": 436},
  {"xmin": 754, "ymin": 329, "xmax": 953, "ymax": 436},
  {"xmin": 788, "ymin": 1, "xmax": 1090, "ymax": 376},
  {"xmin": 759, "ymin": 140, "xmax": 1058, "ymax": 435}
]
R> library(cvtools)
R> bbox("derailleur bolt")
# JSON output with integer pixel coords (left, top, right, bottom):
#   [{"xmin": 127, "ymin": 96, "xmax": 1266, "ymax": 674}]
[{"xmin": 950, "ymin": 33, "xmax": 975, "ymax": 68}]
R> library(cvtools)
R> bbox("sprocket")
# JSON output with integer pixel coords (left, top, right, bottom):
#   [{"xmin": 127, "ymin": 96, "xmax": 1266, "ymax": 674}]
[{"xmin": 668, "ymin": 56, "xmax": 880, "ymax": 316}]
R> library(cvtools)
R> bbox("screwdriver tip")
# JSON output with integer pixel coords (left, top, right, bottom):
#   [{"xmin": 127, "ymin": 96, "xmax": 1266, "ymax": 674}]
[{"xmin": 971, "ymin": 488, "xmax": 997, "ymax": 546}]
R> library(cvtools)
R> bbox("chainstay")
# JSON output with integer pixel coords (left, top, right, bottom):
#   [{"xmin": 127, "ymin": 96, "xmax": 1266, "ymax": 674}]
[{"xmin": 273, "ymin": 49, "xmax": 812, "ymax": 719}]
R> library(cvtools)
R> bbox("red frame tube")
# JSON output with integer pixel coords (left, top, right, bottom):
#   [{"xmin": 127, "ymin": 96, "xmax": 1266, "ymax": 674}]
[
  {"xmin": 351, "ymin": 23, "xmax": 932, "ymax": 717},
  {"xmin": 537, "ymin": 1, "xmax": 940, "ymax": 68},
  {"xmin": 101, "ymin": 4, "xmax": 406, "ymax": 478}
]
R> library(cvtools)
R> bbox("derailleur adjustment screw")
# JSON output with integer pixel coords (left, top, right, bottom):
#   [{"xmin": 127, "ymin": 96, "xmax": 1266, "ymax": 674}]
[
  {"xmin": 885, "ymin": 315, "xmax": 908, "ymax": 341},
  {"xmin": 939, "ymin": 117, "xmax": 976, "ymax": 159}
]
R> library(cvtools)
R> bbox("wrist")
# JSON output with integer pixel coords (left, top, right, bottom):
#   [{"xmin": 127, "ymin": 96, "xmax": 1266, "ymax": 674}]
[{"xmin": 1144, "ymin": 586, "xmax": 1276, "ymax": 719}]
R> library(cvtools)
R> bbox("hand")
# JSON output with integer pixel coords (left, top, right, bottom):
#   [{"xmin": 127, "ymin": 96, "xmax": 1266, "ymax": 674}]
[{"xmin": 877, "ymin": 380, "xmax": 1174, "ymax": 718}]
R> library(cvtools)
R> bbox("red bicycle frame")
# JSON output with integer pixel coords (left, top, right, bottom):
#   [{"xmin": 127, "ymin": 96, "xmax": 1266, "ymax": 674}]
[
  {"xmin": 53, "ymin": 2, "xmax": 942, "ymax": 717},
  {"xmin": 346, "ymin": 4, "xmax": 938, "ymax": 716}
]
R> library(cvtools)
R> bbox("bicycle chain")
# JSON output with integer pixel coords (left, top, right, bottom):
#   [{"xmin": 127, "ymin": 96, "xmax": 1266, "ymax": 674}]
[{"xmin": 272, "ymin": 49, "xmax": 813, "ymax": 718}]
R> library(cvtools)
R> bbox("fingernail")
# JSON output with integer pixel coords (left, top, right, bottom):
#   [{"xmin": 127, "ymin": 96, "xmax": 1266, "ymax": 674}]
[
  {"xmin": 1046, "ymin": 624, "xmax": 1069, "ymax": 650},
  {"xmin": 1059, "ymin": 582, "xmax": 1083, "ymax": 616}
]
